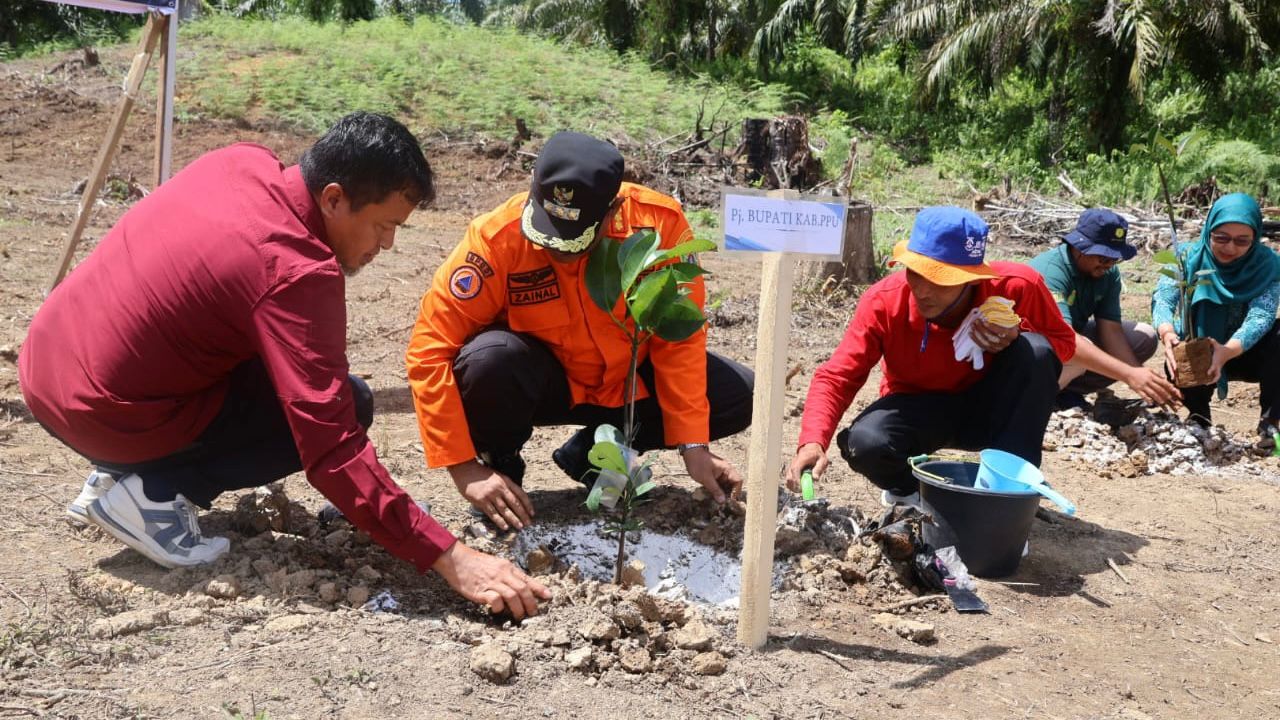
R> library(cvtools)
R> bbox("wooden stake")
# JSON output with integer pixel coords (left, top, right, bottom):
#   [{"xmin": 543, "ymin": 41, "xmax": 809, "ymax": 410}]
[
  {"xmin": 48, "ymin": 14, "xmax": 165, "ymax": 293},
  {"xmin": 152, "ymin": 13, "xmax": 172, "ymax": 188},
  {"xmin": 737, "ymin": 243, "xmax": 795, "ymax": 649}
]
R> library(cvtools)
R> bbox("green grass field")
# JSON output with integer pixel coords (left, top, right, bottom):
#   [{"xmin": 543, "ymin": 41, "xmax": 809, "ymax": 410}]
[{"xmin": 180, "ymin": 16, "xmax": 789, "ymax": 143}]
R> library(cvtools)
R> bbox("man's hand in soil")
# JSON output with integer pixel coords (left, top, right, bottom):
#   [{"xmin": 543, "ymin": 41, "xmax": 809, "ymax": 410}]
[
  {"xmin": 1123, "ymin": 366, "xmax": 1182, "ymax": 410},
  {"xmin": 681, "ymin": 446, "xmax": 742, "ymax": 503},
  {"xmin": 785, "ymin": 442, "xmax": 829, "ymax": 493},
  {"xmin": 432, "ymin": 542, "xmax": 550, "ymax": 620},
  {"xmin": 971, "ymin": 316, "xmax": 1020, "ymax": 354},
  {"xmin": 449, "ymin": 459, "xmax": 533, "ymax": 531}
]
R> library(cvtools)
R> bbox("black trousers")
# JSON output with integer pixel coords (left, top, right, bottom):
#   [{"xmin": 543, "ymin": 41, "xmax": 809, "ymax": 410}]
[
  {"xmin": 836, "ymin": 333, "xmax": 1061, "ymax": 494},
  {"xmin": 82, "ymin": 359, "xmax": 373, "ymax": 507},
  {"xmin": 1179, "ymin": 318, "xmax": 1280, "ymax": 425},
  {"xmin": 453, "ymin": 328, "xmax": 754, "ymax": 471}
]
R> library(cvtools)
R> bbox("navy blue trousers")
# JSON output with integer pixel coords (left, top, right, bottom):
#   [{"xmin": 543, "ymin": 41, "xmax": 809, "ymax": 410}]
[
  {"xmin": 83, "ymin": 359, "xmax": 372, "ymax": 507},
  {"xmin": 837, "ymin": 333, "xmax": 1061, "ymax": 494}
]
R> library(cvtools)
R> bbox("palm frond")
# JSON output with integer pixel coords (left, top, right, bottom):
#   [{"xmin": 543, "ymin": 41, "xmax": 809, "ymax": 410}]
[{"xmin": 922, "ymin": 3, "xmax": 1034, "ymax": 94}]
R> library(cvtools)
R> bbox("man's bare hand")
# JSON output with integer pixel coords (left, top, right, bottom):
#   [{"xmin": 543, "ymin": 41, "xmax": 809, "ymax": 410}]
[
  {"xmin": 449, "ymin": 459, "xmax": 534, "ymax": 531},
  {"xmin": 1124, "ymin": 366, "xmax": 1182, "ymax": 410},
  {"xmin": 971, "ymin": 316, "xmax": 1020, "ymax": 353},
  {"xmin": 681, "ymin": 446, "xmax": 742, "ymax": 503},
  {"xmin": 785, "ymin": 442, "xmax": 829, "ymax": 492},
  {"xmin": 432, "ymin": 542, "xmax": 550, "ymax": 620}
]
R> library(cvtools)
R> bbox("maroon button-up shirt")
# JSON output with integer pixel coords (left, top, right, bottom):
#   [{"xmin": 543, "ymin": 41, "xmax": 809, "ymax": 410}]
[{"xmin": 20, "ymin": 143, "xmax": 456, "ymax": 571}]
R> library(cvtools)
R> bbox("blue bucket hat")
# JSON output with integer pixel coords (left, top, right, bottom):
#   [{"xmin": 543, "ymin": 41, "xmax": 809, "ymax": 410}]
[
  {"xmin": 890, "ymin": 206, "xmax": 999, "ymax": 286},
  {"xmin": 1064, "ymin": 208, "xmax": 1136, "ymax": 261}
]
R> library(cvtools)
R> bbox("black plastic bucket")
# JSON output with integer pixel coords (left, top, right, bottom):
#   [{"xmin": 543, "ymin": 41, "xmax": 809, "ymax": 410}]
[{"xmin": 911, "ymin": 458, "xmax": 1041, "ymax": 578}]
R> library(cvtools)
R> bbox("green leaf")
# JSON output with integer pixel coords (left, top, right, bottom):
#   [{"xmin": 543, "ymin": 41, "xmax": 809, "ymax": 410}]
[
  {"xmin": 634, "ymin": 480, "xmax": 656, "ymax": 496},
  {"xmin": 594, "ymin": 424, "xmax": 623, "ymax": 446},
  {"xmin": 1176, "ymin": 130, "xmax": 1204, "ymax": 158},
  {"xmin": 586, "ymin": 235, "xmax": 623, "ymax": 314},
  {"xmin": 1157, "ymin": 267, "xmax": 1180, "ymax": 280},
  {"xmin": 1154, "ymin": 134, "xmax": 1176, "ymax": 157},
  {"xmin": 618, "ymin": 229, "xmax": 661, "ymax": 294},
  {"xmin": 1153, "ymin": 249, "xmax": 1178, "ymax": 265},
  {"xmin": 652, "ymin": 238, "xmax": 717, "ymax": 266},
  {"xmin": 588, "ymin": 441, "xmax": 628, "ymax": 474},
  {"xmin": 665, "ymin": 261, "xmax": 707, "ymax": 284},
  {"xmin": 628, "ymin": 269, "xmax": 679, "ymax": 329},
  {"xmin": 585, "ymin": 486, "xmax": 603, "ymax": 512},
  {"xmin": 650, "ymin": 295, "xmax": 707, "ymax": 342}
]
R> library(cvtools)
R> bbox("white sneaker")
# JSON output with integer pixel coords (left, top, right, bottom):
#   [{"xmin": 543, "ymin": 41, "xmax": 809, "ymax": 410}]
[
  {"xmin": 881, "ymin": 489, "xmax": 922, "ymax": 509},
  {"xmin": 66, "ymin": 470, "xmax": 117, "ymax": 525},
  {"xmin": 85, "ymin": 473, "xmax": 230, "ymax": 568}
]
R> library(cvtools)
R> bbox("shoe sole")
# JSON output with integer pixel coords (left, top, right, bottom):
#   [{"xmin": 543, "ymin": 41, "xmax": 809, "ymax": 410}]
[
  {"xmin": 85, "ymin": 495, "xmax": 226, "ymax": 569},
  {"xmin": 66, "ymin": 502, "xmax": 90, "ymax": 525},
  {"xmin": 86, "ymin": 497, "xmax": 180, "ymax": 569}
]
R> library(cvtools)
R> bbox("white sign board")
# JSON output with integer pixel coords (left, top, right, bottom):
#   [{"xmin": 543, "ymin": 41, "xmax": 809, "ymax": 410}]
[
  {"xmin": 721, "ymin": 188, "xmax": 845, "ymax": 259},
  {"xmin": 47, "ymin": 0, "xmax": 176, "ymax": 12}
]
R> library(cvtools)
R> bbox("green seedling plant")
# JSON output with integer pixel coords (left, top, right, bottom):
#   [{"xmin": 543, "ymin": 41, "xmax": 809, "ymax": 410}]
[
  {"xmin": 583, "ymin": 227, "xmax": 716, "ymax": 584},
  {"xmin": 1146, "ymin": 130, "xmax": 1214, "ymax": 341},
  {"xmin": 1152, "ymin": 247, "xmax": 1215, "ymax": 341}
]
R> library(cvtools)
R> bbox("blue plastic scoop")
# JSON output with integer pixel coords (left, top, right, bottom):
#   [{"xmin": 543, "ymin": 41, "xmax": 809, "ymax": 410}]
[{"xmin": 974, "ymin": 448, "xmax": 1076, "ymax": 516}]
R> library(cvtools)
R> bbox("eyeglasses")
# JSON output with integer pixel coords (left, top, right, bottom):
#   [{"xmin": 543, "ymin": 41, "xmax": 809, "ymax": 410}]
[{"xmin": 1210, "ymin": 232, "xmax": 1254, "ymax": 248}]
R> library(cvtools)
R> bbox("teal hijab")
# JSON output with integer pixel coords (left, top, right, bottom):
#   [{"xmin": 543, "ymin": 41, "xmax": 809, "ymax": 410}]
[{"xmin": 1182, "ymin": 193, "xmax": 1280, "ymax": 343}]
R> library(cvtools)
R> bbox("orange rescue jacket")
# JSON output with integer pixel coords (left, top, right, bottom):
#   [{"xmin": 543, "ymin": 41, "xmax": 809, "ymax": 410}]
[{"xmin": 406, "ymin": 183, "xmax": 709, "ymax": 469}]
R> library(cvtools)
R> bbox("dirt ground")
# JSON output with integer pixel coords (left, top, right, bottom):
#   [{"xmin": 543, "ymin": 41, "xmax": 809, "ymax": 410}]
[{"xmin": 2, "ymin": 49, "xmax": 1279, "ymax": 720}]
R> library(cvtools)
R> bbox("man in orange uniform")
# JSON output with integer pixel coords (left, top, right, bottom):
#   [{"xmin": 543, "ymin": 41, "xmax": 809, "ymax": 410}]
[{"xmin": 406, "ymin": 132, "xmax": 753, "ymax": 530}]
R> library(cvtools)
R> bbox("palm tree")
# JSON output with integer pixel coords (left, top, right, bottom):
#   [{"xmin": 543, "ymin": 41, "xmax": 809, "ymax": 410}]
[
  {"xmin": 488, "ymin": 0, "xmax": 642, "ymax": 51},
  {"xmin": 872, "ymin": 0, "xmax": 1274, "ymax": 152},
  {"xmin": 747, "ymin": 0, "xmax": 872, "ymax": 73}
]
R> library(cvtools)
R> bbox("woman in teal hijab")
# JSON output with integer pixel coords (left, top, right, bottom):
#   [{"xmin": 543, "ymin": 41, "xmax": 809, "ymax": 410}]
[{"xmin": 1152, "ymin": 193, "xmax": 1280, "ymax": 437}]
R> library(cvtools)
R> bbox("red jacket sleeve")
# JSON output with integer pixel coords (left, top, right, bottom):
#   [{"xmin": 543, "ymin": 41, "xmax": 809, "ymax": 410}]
[
  {"xmin": 797, "ymin": 288, "xmax": 886, "ymax": 449},
  {"xmin": 252, "ymin": 267, "xmax": 456, "ymax": 572},
  {"xmin": 1012, "ymin": 274, "xmax": 1077, "ymax": 363}
]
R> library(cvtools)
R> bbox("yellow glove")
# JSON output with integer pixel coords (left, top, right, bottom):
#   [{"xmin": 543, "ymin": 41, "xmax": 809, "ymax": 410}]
[{"xmin": 977, "ymin": 296, "xmax": 1020, "ymax": 328}]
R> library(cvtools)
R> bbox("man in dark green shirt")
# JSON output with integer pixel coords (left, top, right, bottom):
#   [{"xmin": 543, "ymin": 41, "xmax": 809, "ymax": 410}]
[{"xmin": 1028, "ymin": 208, "xmax": 1181, "ymax": 410}]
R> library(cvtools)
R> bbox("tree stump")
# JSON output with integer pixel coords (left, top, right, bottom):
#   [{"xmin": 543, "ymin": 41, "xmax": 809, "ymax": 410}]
[
  {"xmin": 812, "ymin": 201, "xmax": 876, "ymax": 286},
  {"xmin": 740, "ymin": 116, "xmax": 820, "ymax": 190}
]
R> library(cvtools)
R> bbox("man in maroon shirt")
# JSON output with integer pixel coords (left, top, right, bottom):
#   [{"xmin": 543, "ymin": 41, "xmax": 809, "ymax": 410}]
[
  {"xmin": 20, "ymin": 112, "xmax": 549, "ymax": 619},
  {"xmin": 785, "ymin": 207, "xmax": 1075, "ymax": 505}
]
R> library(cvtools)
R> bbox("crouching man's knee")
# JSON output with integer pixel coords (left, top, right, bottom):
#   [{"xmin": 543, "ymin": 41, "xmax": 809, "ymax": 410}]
[{"xmin": 836, "ymin": 418, "xmax": 911, "ymax": 491}]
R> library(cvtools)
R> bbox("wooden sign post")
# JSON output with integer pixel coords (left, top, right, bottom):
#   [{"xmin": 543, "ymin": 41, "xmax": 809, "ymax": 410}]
[
  {"xmin": 45, "ymin": 0, "xmax": 179, "ymax": 293},
  {"xmin": 723, "ymin": 188, "xmax": 846, "ymax": 649}
]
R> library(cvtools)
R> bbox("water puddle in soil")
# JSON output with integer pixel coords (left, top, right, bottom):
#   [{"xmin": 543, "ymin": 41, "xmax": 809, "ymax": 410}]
[{"xmin": 514, "ymin": 521, "xmax": 786, "ymax": 607}]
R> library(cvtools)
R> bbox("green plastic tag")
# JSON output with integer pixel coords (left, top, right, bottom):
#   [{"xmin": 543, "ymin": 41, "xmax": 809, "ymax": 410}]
[{"xmin": 800, "ymin": 469, "xmax": 815, "ymax": 501}]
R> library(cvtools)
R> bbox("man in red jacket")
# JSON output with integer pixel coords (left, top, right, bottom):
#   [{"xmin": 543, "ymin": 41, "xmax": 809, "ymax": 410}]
[
  {"xmin": 785, "ymin": 207, "xmax": 1075, "ymax": 505},
  {"xmin": 21, "ymin": 112, "xmax": 548, "ymax": 619}
]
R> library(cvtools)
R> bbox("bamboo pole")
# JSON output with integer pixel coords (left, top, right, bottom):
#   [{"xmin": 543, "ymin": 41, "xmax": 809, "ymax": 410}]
[
  {"xmin": 153, "ymin": 13, "xmax": 175, "ymax": 187},
  {"xmin": 48, "ymin": 14, "xmax": 165, "ymax": 293}
]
